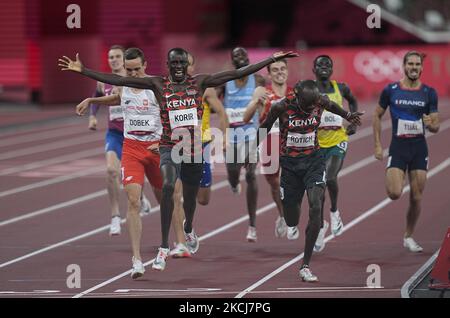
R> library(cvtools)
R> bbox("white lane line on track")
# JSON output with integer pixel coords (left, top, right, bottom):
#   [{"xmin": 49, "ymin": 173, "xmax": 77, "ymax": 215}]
[
  {"xmin": 0, "ymin": 125, "xmax": 87, "ymax": 148},
  {"xmin": 0, "ymin": 134, "xmax": 103, "ymax": 161},
  {"xmin": 0, "ymin": 118, "xmax": 400, "ymax": 222},
  {"xmin": 0, "ymin": 166, "xmax": 104, "ymax": 199},
  {"xmin": 234, "ymin": 157, "xmax": 450, "ymax": 298},
  {"xmin": 0, "ymin": 178, "xmax": 238, "ymax": 268},
  {"xmin": 3, "ymin": 118, "xmax": 448, "ymax": 294},
  {"xmin": 0, "ymin": 190, "xmax": 107, "ymax": 227},
  {"xmin": 0, "ymin": 120, "xmax": 391, "ymax": 176},
  {"xmin": 0, "ymin": 120, "xmax": 80, "ymax": 138},
  {"xmin": 0, "ymin": 148, "xmax": 104, "ymax": 176},
  {"xmin": 71, "ymin": 137, "xmax": 404, "ymax": 298}
]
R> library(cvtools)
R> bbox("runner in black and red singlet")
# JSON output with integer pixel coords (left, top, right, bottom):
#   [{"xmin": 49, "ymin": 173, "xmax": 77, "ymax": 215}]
[
  {"xmin": 255, "ymin": 80, "xmax": 363, "ymax": 282},
  {"xmin": 59, "ymin": 48, "xmax": 299, "ymax": 271},
  {"xmin": 243, "ymin": 58, "xmax": 294, "ymax": 240}
]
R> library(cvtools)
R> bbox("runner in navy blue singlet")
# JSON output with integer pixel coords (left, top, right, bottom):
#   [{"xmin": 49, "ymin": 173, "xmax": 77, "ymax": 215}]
[{"xmin": 373, "ymin": 51, "xmax": 440, "ymax": 253}]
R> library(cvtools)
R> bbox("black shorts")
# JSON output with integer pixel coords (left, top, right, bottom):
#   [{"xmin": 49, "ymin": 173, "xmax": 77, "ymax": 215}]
[
  {"xmin": 388, "ymin": 137, "xmax": 428, "ymax": 172},
  {"xmin": 280, "ymin": 150, "xmax": 326, "ymax": 204},
  {"xmin": 159, "ymin": 147, "xmax": 203, "ymax": 186}
]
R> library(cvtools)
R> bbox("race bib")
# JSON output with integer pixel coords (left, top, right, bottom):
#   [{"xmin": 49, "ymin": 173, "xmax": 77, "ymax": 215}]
[
  {"xmin": 319, "ymin": 110, "xmax": 343, "ymax": 129},
  {"xmin": 169, "ymin": 108, "xmax": 198, "ymax": 129},
  {"xmin": 287, "ymin": 131, "xmax": 315, "ymax": 148},
  {"xmin": 397, "ymin": 119, "xmax": 423, "ymax": 136},
  {"xmin": 109, "ymin": 106, "xmax": 123, "ymax": 121},
  {"xmin": 337, "ymin": 141, "xmax": 348, "ymax": 151},
  {"xmin": 226, "ymin": 108, "xmax": 249, "ymax": 124},
  {"xmin": 128, "ymin": 115, "xmax": 159, "ymax": 133}
]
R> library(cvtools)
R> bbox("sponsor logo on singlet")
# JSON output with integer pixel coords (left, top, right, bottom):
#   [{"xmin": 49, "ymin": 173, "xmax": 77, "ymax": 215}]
[
  {"xmin": 166, "ymin": 98, "xmax": 197, "ymax": 108},
  {"xmin": 289, "ymin": 117, "xmax": 318, "ymax": 127},
  {"xmin": 395, "ymin": 99, "xmax": 425, "ymax": 107}
]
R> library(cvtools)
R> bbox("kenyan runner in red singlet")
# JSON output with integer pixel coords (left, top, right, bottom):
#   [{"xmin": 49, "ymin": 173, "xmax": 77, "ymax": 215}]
[{"xmin": 257, "ymin": 79, "xmax": 363, "ymax": 282}]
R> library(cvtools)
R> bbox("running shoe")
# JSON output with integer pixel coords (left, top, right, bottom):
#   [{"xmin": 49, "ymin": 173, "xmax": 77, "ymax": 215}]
[
  {"xmin": 231, "ymin": 183, "xmax": 241, "ymax": 195},
  {"xmin": 185, "ymin": 229, "xmax": 200, "ymax": 254},
  {"xmin": 140, "ymin": 196, "xmax": 151, "ymax": 216},
  {"xmin": 314, "ymin": 220, "xmax": 329, "ymax": 252},
  {"xmin": 130, "ymin": 257, "xmax": 145, "ymax": 279},
  {"xmin": 330, "ymin": 210, "xmax": 343, "ymax": 236},
  {"xmin": 246, "ymin": 226, "xmax": 257, "ymax": 242},
  {"xmin": 275, "ymin": 216, "xmax": 288, "ymax": 238},
  {"xmin": 403, "ymin": 237, "xmax": 423, "ymax": 252},
  {"xmin": 287, "ymin": 226, "xmax": 299, "ymax": 240},
  {"xmin": 109, "ymin": 215, "xmax": 121, "ymax": 236},
  {"xmin": 299, "ymin": 265, "xmax": 318, "ymax": 282},
  {"xmin": 169, "ymin": 243, "xmax": 192, "ymax": 258},
  {"xmin": 152, "ymin": 247, "xmax": 170, "ymax": 271}
]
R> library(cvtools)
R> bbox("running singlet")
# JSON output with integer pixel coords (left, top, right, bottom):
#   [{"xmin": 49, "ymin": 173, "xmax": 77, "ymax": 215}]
[
  {"xmin": 279, "ymin": 94, "xmax": 324, "ymax": 158},
  {"xmin": 259, "ymin": 86, "xmax": 294, "ymax": 134},
  {"xmin": 379, "ymin": 82, "xmax": 438, "ymax": 139},
  {"xmin": 224, "ymin": 74, "xmax": 257, "ymax": 143},
  {"xmin": 90, "ymin": 83, "xmax": 124, "ymax": 132},
  {"xmin": 121, "ymin": 86, "xmax": 161, "ymax": 142},
  {"xmin": 201, "ymin": 101, "xmax": 211, "ymax": 143},
  {"xmin": 159, "ymin": 76, "xmax": 203, "ymax": 148},
  {"xmin": 317, "ymin": 80, "xmax": 348, "ymax": 148}
]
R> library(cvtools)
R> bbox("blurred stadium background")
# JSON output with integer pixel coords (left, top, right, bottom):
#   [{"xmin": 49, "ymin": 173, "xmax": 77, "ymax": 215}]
[{"xmin": 0, "ymin": 0, "xmax": 449, "ymax": 106}]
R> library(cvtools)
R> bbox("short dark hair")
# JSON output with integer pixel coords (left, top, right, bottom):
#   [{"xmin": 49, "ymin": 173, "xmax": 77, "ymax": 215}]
[
  {"xmin": 403, "ymin": 51, "xmax": 426, "ymax": 65},
  {"xmin": 168, "ymin": 48, "xmax": 188, "ymax": 60},
  {"xmin": 294, "ymin": 79, "xmax": 318, "ymax": 94},
  {"xmin": 109, "ymin": 45, "xmax": 125, "ymax": 52},
  {"xmin": 313, "ymin": 55, "xmax": 332, "ymax": 66},
  {"xmin": 231, "ymin": 47, "xmax": 247, "ymax": 58},
  {"xmin": 124, "ymin": 47, "xmax": 145, "ymax": 63},
  {"xmin": 267, "ymin": 58, "xmax": 287, "ymax": 72}
]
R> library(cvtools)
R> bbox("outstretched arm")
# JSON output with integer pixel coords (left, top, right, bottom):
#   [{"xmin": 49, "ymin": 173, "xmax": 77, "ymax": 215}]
[
  {"xmin": 59, "ymin": 54, "xmax": 158, "ymax": 90},
  {"xmin": 257, "ymin": 100, "xmax": 285, "ymax": 147},
  {"xmin": 76, "ymin": 94, "xmax": 121, "ymax": 116},
  {"xmin": 200, "ymin": 51, "xmax": 299, "ymax": 88},
  {"xmin": 243, "ymin": 86, "xmax": 267, "ymax": 123}
]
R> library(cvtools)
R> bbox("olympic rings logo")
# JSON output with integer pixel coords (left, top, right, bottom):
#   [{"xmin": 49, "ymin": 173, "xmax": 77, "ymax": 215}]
[{"xmin": 353, "ymin": 50, "xmax": 408, "ymax": 82}]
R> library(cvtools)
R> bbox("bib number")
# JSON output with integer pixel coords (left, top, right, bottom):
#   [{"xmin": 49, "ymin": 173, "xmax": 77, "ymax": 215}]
[
  {"xmin": 286, "ymin": 132, "xmax": 315, "ymax": 148},
  {"xmin": 319, "ymin": 111, "xmax": 343, "ymax": 129},
  {"xmin": 397, "ymin": 119, "xmax": 423, "ymax": 136},
  {"xmin": 169, "ymin": 108, "xmax": 198, "ymax": 129},
  {"xmin": 109, "ymin": 106, "xmax": 123, "ymax": 121},
  {"xmin": 128, "ymin": 115, "xmax": 158, "ymax": 134},
  {"xmin": 226, "ymin": 108, "xmax": 248, "ymax": 124}
]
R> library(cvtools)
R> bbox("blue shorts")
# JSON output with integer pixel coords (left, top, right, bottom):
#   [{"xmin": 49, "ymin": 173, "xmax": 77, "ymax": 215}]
[
  {"xmin": 200, "ymin": 142, "xmax": 212, "ymax": 188},
  {"xmin": 387, "ymin": 137, "xmax": 428, "ymax": 172},
  {"xmin": 105, "ymin": 129, "xmax": 124, "ymax": 160}
]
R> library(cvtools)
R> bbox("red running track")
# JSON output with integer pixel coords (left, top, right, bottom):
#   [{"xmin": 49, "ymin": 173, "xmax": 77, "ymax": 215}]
[{"xmin": 0, "ymin": 102, "xmax": 449, "ymax": 298}]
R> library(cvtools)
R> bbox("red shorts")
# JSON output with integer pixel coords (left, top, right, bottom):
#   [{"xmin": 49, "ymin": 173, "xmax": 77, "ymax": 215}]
[
  {"xmin": 121, "ymin": 138, "xmax": 163, "ymax": 189},
  {"xmin": 259, "ymin": 133, "xmax": 280, "ymax": 176}
]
